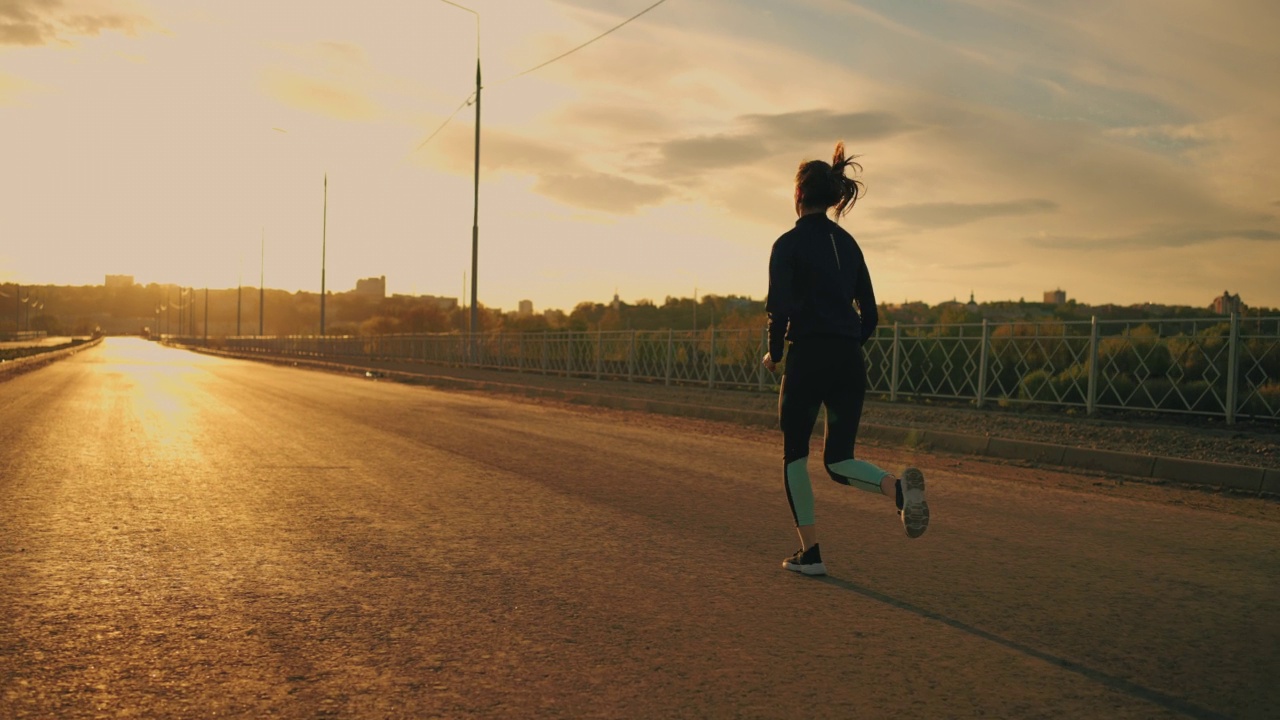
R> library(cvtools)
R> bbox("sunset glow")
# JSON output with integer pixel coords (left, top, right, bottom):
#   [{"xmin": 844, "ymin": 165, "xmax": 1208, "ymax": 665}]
[{"xmin": 2, "ymin": 0, "xmax": 1278, "ymax": 311}]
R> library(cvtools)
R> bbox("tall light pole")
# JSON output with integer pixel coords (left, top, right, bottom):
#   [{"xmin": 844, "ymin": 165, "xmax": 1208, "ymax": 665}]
[
  {"xmin": 321, "ymin": 174, "xmax": 328, "ymax": 336},
  {"xmin": 441, "ymin": 0, "xmax": 481, "ymax": 339},
  {"xmin": 204, "ymin": 287, "xmax": 209, "ymax": 341},
  {"xmin": 257, "ymin": 226, "xmax": 264, "ymax": 335}
]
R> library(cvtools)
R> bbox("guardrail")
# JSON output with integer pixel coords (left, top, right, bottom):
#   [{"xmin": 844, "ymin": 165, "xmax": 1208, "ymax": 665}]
[{"xmin": 169, "ymin": 313, "xmax": 1280, "ymax": 424}]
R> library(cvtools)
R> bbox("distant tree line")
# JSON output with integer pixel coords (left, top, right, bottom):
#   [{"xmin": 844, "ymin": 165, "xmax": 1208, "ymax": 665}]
[{"xmin": 0, "ymin": 281, "xmax": 1272, "ymax": 338}]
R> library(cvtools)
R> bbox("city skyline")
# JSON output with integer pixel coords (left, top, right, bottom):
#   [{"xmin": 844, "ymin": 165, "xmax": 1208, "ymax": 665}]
[
  {"xmin": 2, "ymin": 0, "xmax": 1278, "ymax": 310},
  {"xmin": 7, "ymin": 275, "xmax": 1268, "ymax": 318}
]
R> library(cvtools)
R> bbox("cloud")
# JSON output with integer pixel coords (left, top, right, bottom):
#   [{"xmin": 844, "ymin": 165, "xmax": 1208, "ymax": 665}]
[
  {"xmin": 743, "ymin": 109, "xmax": 919, "ymax": 146},
  {"xmin": 423, "ymin": 127, "xmax": 584, "ymax": 177},
  {"xmin": 533, "ymin": 173, "xmax": 672, "ymax": 214},
  {"xmin": 876, "ymin": 198, "xmax": 1058, "ymax": 228},
  {"xmin": 262, "ymin": 69, "xmax": 380, "ymax": 121},
  {"xmin": 644, "ymin": 108, "xmax": 917, "ymax": 181},
  {"xmin": 0, "ymin": 0, "xmax": 150, "ymax": 46},
  {"xmin": 1104, "ymin": 122, "xmax": 1215, "ymax": 155},
  {"xmin": 655, "ymin": 134, "xmax": 767, "ymax": 174},
  {"xmin": 1026, "ymin": 226, "xmax": 1280, "ymax": 251},
  {"xmin": 551, "ymin": 103, "xmax": 676, "ymax": 137},
  {"xmin": 421, "ymin": 127, "xmax": 668, "ymax": 214}
]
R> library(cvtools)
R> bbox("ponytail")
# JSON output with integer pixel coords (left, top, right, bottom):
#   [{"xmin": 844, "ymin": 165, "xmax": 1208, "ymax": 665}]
[{"xmin": 795, "ymin": 141, "xmax": 865, "ymax": 219}]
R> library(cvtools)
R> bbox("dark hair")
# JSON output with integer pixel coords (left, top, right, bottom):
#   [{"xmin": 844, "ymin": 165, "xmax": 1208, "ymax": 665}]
[{"xmin": 795, "ymin": 141, "xmax": 864, "ymax": 219}]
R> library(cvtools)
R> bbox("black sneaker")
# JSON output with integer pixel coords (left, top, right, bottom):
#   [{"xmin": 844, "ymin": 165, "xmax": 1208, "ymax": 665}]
[
  {"xmin": 782, "ymin": 543, "xmax": 827, "ymax": 576},
  {"xmin": 899, "ymin": 468, "xmax": 930, "ymax": 538}
]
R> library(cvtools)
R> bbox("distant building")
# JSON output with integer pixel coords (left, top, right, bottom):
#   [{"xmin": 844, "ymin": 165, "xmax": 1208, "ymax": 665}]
[
  {"xmin": 1044, "ymin": 288, "xmax": 1067, "ymax": 305},
  {"xmin": 518, "ymin": 299, "xmax": 534, "ymax": 317},
  {"xmin": 105, "ymin": 275, "xmax": 134, "ymax": 288},
  {"xmin": 427, "ymin": 295, "xmax": 458, "ymax": 311},
  {"xmin": 354, "ymin": 276, "xmax": 386, "ymax": 298},
  {"xmin": 1212, "ymin": 290, "xmax": 1242, "ymax": 315},
  {"xmin": 966, "ymin": 291, "xmax": 979, "ymax": 313}
]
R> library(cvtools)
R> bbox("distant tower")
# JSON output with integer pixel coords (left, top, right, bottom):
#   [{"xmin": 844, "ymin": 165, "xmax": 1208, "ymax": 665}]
[
  {"xmin": 1212, "ymin": 290, "xmax": 1242, "ymax": 315},
  {"xmin": 1043, "ymin": 288, "xmax": 1066, "ymax": 305}
]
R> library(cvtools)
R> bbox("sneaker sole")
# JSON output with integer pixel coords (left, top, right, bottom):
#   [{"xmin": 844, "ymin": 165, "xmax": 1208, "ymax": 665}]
[
  {"xmin": 782, "ymin": 560, "xmax": 827, "ymax": 576},
  {"xmin": 901, "ymin": 467, "xmax": 929, "ymax": 538}
]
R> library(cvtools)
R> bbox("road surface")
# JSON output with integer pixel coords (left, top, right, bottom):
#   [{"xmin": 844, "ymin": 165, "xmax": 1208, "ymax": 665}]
[{"xmin": 1, "ymin": 338, "xmax": 1276, "ymax": 719}]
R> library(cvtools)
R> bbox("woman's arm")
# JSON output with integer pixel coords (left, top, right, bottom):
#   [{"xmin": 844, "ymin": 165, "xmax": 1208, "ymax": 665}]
[{"xmin": 765, "ymin": 237, "xmax": 795, "ymax": 363}]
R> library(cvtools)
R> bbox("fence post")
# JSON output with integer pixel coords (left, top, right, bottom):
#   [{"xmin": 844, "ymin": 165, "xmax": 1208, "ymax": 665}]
[
  {"xmin": 1226, "ymin": 312, "xmax": 1240, "ymax": 425},
  {"xmin": 541, "ymin": 333, "xmax": 548, "ymax": 374},
  {"xmin": 596, "ymin": 329, "xmax": 603, "ymax": 380},
  {"xmin": 1087, "ymin": 316, "xmax": 1099, "ymax": 416},
  {"xmin": 708, "ymin": 327, "xmax": 716, "ymax": 389},
  {"xmin": 665, "ymin": 329, "xmax": 674, "ymax": 386},
  {"xmin": 758, "ymin": 326, "xmax": 767, "ymax": 392},
  {"xmin": 628, "ymin": 330, "xmax": 636, "ymax": 382},
  {"xmin": 890, "ymin": 322, "xmax": 901, "ymax": 403},
  {"xmin": 976, "ymin": 319, "xmax": 989, "ymax": 408}
]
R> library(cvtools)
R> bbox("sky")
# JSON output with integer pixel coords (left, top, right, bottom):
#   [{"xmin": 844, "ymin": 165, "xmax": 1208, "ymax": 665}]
[{"xmin": 2, "ymin": 0, "xmax": 1278, "ymax": 313}]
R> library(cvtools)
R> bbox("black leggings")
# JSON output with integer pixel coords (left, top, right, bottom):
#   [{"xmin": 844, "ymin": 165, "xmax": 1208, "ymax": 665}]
[{"xmin": 780, "ymin": 335, "xmax": 867, "ymax": 476}]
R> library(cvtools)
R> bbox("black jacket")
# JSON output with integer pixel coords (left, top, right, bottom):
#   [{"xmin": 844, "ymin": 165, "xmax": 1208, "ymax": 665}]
[{"xmin": 766, "ymin": 213, "xmax": 878, "ymax": 362}]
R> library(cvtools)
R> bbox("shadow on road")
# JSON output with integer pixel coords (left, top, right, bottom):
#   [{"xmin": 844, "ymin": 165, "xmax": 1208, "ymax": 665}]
[{"xmin": 814, "ymin": 574, "xmax": 1229, "ymax": 720}]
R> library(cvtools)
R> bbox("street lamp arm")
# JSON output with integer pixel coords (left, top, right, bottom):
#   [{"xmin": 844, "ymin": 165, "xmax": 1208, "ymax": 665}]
[{"xmin": 439, "ymin": 0, "xmax": 480, "ymax": 57}]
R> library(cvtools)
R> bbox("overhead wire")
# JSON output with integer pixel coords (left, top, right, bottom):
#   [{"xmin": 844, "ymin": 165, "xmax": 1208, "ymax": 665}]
[
  {"xmin": 413, "ymin": 93, "xmax": 477, "ymax": 153},
  {"xmin": 411, "ymin": 0, "xmax": 671, "ymax": 153},
  {"xmin": 489, "ymin": 0, "xmax": 670, "ymax": 87}
]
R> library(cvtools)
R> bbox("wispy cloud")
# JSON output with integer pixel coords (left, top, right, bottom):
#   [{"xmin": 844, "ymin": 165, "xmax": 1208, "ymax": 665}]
[
  {"xmin": 743, "ymin": 109, "xmax": 919, "ymax": 146},
  {"xmin": 876, "ymin": 199, "xmax": 1058, "ymax": 229},
  {"xmin": 1026, "ymin": 226, "xmax": 1280, "ymax": 251},
  {"xmin": 1104, "ymin": 122, "xmax": 1215, "ymax": 155},
  {"xmin": 0, "ymin": 0, "xmax": 150, "ymax": 46},
  {"xmin": 262, "ymin": 69, "xmax": 380, "ymax": 121},
  {"xmin": 534, "ymin": 172, "xmax": 671, "ymax": 214},
  {"xmin": 643, "ymin": 109, "xmax": 917, "ymax": 181}
]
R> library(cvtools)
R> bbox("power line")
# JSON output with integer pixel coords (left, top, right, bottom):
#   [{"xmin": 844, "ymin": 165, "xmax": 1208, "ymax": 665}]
[
  {"xmin": 493, "ymin": 0, "xmax": 671, "ymax": 86},
  {"xmin": 411, "ymin": 0, "xmax": 671, "ymax": 152},
  {"xmin": 414, "ymin": 93, "xmax": 476, "ymax": 153}
]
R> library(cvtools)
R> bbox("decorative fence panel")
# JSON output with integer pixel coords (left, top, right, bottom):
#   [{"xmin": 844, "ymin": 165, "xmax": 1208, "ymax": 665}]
[{"xmin": 188, "ymin": 314, "xmax": 1280, "ymax": 424}]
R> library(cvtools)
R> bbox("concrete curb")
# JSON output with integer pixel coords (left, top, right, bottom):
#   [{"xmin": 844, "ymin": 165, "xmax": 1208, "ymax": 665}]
[
  {"xmin": 183, "ymin": 345, "xmax": 1276, "ymax": 494},
  {"xmin": 0, "ymin": 337, "xmax": 103, "ymax": 378}
]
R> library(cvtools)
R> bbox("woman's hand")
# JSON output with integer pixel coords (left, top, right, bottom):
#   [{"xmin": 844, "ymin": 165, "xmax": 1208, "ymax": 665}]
[{"xmin": 761, "ymin": 354, "xmax": 777, "ymax": 373}]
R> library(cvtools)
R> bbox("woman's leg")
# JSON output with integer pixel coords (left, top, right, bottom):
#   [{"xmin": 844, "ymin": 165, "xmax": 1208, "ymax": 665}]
[
  {"xmin": 822, "ymin": 345, "xmax": 930, "ymax": 536},
  {"xmin": 779, "ymin": 370, "xmax": 822, "ymax": 534},
  {"xmin": 778, "ymin": 345, "xmax": 827, "ymax": 572},
  {"xmin": 820, "ymin": 345, "xmax": 895, "ymax": 495}
]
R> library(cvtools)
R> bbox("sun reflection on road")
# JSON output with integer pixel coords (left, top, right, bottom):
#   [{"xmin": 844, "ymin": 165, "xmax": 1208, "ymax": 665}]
[{"xmin": 91, "ymin": 337, "xmax": 225, "ymax": 453}]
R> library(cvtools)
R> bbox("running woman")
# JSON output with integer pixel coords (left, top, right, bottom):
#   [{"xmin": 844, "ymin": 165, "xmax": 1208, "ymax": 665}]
[{"xmin": 763, "ymin": 142, "xmax": 929, "ymax": 576}]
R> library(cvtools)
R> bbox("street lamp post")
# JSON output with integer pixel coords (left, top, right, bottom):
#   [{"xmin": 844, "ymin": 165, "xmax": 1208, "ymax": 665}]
[
  {"xmin": 259, "ymin": 229, "xmax": 265, "ymax": 336},
  {"xmin": 441, "ymin": 0, "xmax": 481, "ymax": 342},
  {"xmin": 321, "ymin": 174, "xmax": 328, "ymax": 336}
]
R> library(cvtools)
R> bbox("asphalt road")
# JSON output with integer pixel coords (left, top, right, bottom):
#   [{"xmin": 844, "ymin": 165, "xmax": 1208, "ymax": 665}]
[{"xmin": 1, "ymin": 338, "xmax": 1276, "ymax": 719}]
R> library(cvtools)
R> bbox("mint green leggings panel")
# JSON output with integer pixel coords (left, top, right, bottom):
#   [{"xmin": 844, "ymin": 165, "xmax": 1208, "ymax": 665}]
[
  {"xmin": 779, "ymin": 336, "xmax": 890, "ymax": 527},
  {"xmin": 785, "ymin": 458, "xmax": 890, "ymax": 527}
]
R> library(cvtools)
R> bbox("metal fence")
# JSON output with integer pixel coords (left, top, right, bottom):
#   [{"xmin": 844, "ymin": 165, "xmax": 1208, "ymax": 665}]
[{"xmin": 175, "ymin": 313, "xmax": 1280, "ymax": 424}]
